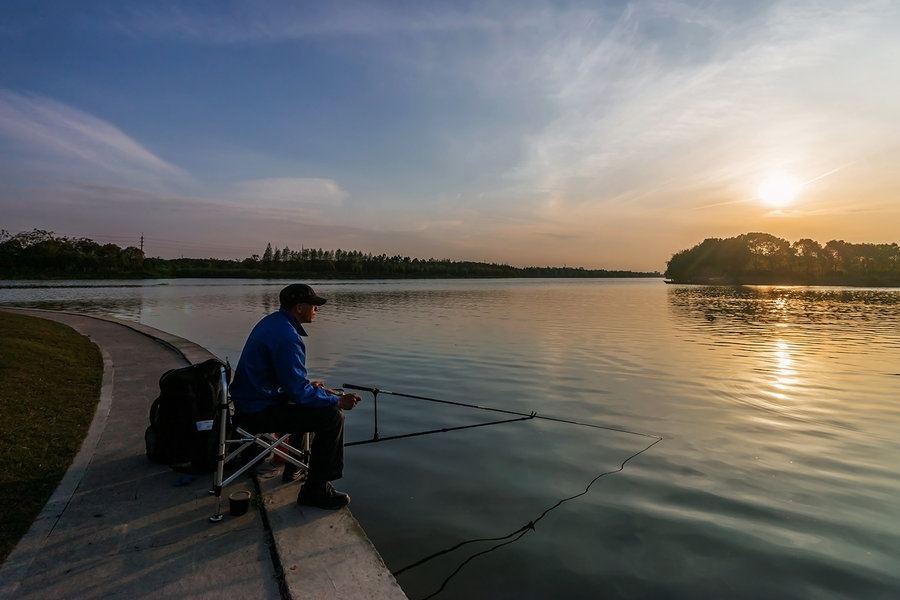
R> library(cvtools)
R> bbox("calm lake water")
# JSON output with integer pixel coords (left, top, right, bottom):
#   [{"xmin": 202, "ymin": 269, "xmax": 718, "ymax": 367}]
[{"xmin": 3, "ymin": 278, "xmax": 900, "ymax": 599}]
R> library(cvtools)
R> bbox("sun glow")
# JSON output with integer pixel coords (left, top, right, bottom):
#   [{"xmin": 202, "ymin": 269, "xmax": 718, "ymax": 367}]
[{"xmin": 757, "ymin": 173, "xmax": 802, "ymax": 208}]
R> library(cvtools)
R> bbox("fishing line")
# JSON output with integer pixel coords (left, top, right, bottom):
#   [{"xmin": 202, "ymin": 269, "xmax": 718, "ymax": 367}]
[
  {"xmin": 395, "ymin": 437, "xmax": 662, "ymax": 600},
  {"xmin": 342, "ymin": 383, "xmax": 663, "ymax": 600}
]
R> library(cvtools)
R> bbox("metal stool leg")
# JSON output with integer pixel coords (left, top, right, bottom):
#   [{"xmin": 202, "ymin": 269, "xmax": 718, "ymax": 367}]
[{"xmin": 209, "ymin": 365, "xmax": 229, "ymax": 523}]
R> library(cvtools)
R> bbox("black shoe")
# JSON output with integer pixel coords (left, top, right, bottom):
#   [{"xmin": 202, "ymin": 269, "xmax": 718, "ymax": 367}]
[
  {"xmin": 282, "ymin": 463, "xmax": 305, "ymax": 483},
  {"xmin": 297, "ymin": 482, "xmax": 350, "ymax": 509}
]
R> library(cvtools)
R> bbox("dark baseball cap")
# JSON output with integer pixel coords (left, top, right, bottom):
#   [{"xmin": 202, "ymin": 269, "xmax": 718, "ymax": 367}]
[{"xmin": 280, "ymin": 283, "xmax": 327, "ymax": 308}]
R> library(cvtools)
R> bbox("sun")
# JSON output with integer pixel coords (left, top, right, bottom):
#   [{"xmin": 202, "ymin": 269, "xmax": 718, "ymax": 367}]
[{"xmin": 757, "ymin": 173, "xmax": 801, "ymax": 208}]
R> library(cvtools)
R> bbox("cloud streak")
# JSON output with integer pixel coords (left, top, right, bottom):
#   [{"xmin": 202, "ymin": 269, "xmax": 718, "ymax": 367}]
[
  {"xmin": 234, "ymin": 178, "xmax": 347, "ymax": 208},
  {"xmin": 0, "ymin": 89, "xmax": 189, "ymax": 187}
]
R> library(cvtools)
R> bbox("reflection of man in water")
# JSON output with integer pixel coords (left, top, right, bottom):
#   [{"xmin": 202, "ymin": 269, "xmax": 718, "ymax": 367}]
[{"xmin": 229, "ymin": 283, "xmax": 362, "ymax": 509}]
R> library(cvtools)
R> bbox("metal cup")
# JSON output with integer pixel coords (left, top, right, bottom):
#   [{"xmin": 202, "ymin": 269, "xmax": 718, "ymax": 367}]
[{"xmin": 229, "ymin": 490, "xmax": 251, "ymax": 516}]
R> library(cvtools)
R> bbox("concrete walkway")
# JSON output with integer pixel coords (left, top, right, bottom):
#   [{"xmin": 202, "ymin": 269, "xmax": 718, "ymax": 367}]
[{"xmin": 0, "ymin": 308, "xmax": 406, "ymax": 600}]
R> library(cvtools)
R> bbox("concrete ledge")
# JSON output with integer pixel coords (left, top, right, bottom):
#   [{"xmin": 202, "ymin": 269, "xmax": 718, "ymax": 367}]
[{"xmin": 258, "ymin": 471, "xmax": 407, "ymax": 599}]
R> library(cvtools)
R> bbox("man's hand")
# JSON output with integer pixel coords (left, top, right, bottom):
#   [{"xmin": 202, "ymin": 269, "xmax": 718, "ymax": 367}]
[
  {"xmin": 337, "ymin": 393, "xmax": 362, "ymax": 410},
  {"xmin": 312, "ymin": 380, "xmax": 326, "ymax": 389}
]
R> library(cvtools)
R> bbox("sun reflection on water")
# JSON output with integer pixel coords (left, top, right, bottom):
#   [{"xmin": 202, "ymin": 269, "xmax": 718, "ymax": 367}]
[{"xmin": 771, "ymin": 339, "xmax": 797, "ymax": 390}]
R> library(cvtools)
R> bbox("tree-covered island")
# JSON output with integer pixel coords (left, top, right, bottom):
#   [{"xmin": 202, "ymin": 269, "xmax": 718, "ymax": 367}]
[
  {"xmin": 0, "ymin": 229, "xmax": 660, "ymax": 280},
  {"xmin": 666, "ymin": 232, "xmax": 900, "ymax": 286}
]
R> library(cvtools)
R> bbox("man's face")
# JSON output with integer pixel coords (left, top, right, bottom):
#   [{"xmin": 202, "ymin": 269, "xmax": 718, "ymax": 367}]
[{"xmin": 296, "ymin": 303, "xmax": 318, "ymax": 324}]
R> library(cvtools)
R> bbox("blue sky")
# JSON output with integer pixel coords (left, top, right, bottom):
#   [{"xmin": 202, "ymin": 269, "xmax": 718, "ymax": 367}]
[{"xmin": 1, "ymin": 1, "xmax": 898, "ymax": 271}]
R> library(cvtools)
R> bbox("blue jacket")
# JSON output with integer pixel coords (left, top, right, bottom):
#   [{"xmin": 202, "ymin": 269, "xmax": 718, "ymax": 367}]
[{"xmin": 229, "ymin": 309, "xmax": 338, "ymax": 413}]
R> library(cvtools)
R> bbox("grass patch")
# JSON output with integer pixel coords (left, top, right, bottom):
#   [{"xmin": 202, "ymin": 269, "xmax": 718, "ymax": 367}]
[{"xmin": 0, "ymin": 311, "xmax": 102, "ymax": 562}]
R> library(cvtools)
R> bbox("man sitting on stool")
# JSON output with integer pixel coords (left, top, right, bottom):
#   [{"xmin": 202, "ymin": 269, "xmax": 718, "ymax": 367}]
[{"xmin": 229, "ymin": 283, "xmax": 362, "ymax": 509}]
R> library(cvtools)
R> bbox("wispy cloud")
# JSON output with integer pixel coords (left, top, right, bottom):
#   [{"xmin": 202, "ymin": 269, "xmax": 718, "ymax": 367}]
[
  {"xmin": 0, "ymin": 89, "xmax": 352, "ymax": 228},
  {"xmin": 233, "ymin": 177, "xmax": 347, "ymax": 208},
  {"xmin": 505, "ymin": 1, "xmax": 899, "ymax": 213},
  {"xmin": 0, "ymin": 89, "xmax": 189, "ymax": 186}
]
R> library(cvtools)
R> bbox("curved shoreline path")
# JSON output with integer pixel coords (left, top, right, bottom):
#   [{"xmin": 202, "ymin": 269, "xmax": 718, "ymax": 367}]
[{"xmin": 0, "ymin": 308, "xmax": 405, "ymax": 600}]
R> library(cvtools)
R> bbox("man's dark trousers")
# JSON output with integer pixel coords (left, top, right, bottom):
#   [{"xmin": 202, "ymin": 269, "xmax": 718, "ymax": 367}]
[{"xmin": 235, "ymin": 403, "xmax": 345, "ymax": 484}]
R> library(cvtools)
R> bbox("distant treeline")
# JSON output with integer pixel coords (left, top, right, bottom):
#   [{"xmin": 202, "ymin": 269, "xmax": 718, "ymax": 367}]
[
  {"xmin": 0, "ymin": 229, "xmax": 660, "ymax": 280},
  {"xmin": 666, "ymin": 232, "xmax": 900, "ymax": 286}
]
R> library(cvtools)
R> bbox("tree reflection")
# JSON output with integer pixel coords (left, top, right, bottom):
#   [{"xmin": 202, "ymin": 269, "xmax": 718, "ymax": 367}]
[{"xmin": 667, "ymin": 285, "xmax": 900, "ymax": 333}]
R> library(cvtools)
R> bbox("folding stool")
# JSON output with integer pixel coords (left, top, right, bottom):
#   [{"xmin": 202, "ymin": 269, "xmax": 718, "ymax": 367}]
[{"xmin": 208, "ymin": 364, "xmax": 310, "ymax": 522}]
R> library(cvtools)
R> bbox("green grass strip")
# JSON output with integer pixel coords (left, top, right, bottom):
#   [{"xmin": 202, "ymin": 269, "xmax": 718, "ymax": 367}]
[{"xmin": 0, "ymin": 311, "xmax": 102, "ymax": 562}]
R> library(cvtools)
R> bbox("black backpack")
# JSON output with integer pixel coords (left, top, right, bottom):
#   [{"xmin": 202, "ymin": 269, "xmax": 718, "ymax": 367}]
[{"xmin": 144, "ymin": 358, "xmax": 231, "ymax": 473}]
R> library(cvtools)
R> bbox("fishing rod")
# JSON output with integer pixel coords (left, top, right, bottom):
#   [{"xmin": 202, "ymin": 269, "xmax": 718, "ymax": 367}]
[
  {"xmin": 344, "ymin": 413, "xmax": 537, "ymax": 447},
  {"xmin": 343, "ymin": 383, "xmax": 662, "ymax": 442},
  {"xmin": 341, "ymin": 382, "xmax": 537, "ymax": 446}
]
